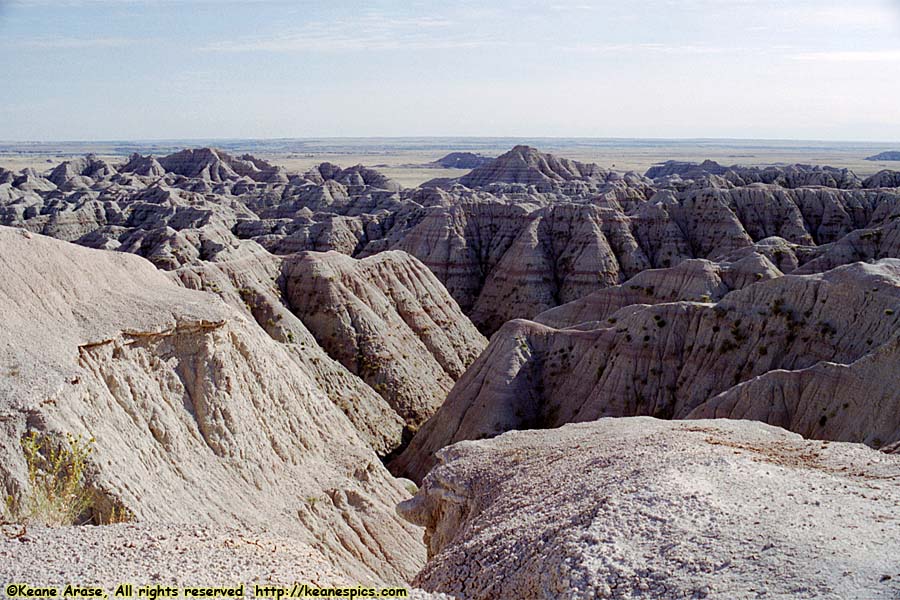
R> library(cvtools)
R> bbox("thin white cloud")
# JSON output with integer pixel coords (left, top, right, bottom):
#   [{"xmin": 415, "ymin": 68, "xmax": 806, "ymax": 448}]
[
  {"xmin": 200, "ymin": 15, "xmax": 494, "ymax": 53},
  {"xmin": 559, "ymin": 42, "xmax": 746, "ymax": 55},
  {"xmin": 780, "ymin": 4, "xmax": 899, "ymax": 31},
  {"xmin": 19, "ymin": 36, "xmax": 135, "ymax": 48},
  {"xmin": 791, "ymin": 49, "xmax": 900, "ymax": 62}
]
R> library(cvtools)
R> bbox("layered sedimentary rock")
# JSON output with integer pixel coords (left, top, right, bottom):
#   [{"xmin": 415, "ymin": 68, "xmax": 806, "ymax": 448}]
[
  {"xmin": 393, "ymin": 259, "xmax": 900, "ymax": 481},
  {"xmin": 158, "ymin": 147, "xmax": 289, "ymax": 184},
  {"xmin": 458, "ymin": 145, "xmax": 614, "ymax": 190},
  {"xmin": 0, "ymin": 149, "xmax": 501, "ymax": 452},
  {"xmin": 5, "ymin": 146, "xmax": 900, "ymax": 407},
  {"xmin": 689, "ymin": 332, "xmax": 900, "ymax": 447},
  {"xmin": 283, "ymin": 250, "xmax": 487, "ymax": 431},
  {"xmin": 647, "ymin": 160, "xmax": 864, "ymax": 189},
  {"xmin": 400, "ymin": 418, "xmax": 900, "ymax": 599},
  {"xmin": 533, "ymin": 256, "xmax": 779, "ymax": 329},
  {"xmin": 169, "ymin": 238, "xmax": 407, "ymax": 456},
  {"xmin": 0, "ymin": 227, "xmax": 424, "ymax": 584},
  {"xmin": 4, "ymin": 146, "xmax": 900, "ymax": 337}
]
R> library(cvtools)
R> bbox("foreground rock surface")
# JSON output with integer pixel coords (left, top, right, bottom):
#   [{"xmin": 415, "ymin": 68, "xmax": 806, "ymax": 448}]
[
  {"xmin": 400, "ymin": 418, "xmax": 900, "ymax": 600},
  {"xmin": 0, "ymin": 227, "xmax": 423, "ymax": 584}
]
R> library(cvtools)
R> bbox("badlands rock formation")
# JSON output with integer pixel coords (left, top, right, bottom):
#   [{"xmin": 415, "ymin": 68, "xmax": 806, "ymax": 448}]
[
  {"xmin": 393, "ymin": 259, "xmax": 900, "ymax": 480},
  {"xmin": 533, "ymin": 256, "xmax": 779, "ymax": 329},
  {"xmin": 865, "ymin": 169, "xmax": 900, "ymax": 189},
  {"xmin": 689, "ymin": 331, "xmax": 900, "ymax": 447},
  {"xmin": 400, "ymin": 418, "xmax": 900, "ymax": 599},
  {"xmin": 3, "ymin": 142, "xmax": 900, "ymax": 596},
  {"xmin": 0, "ymin": 227, "xmax": 424, "ymax": 584},
  {"xmin": 646, "ymin": 159, "xmax": 865, "ymax": 189},
  {"xmin": 0, "ymin": 146, "xmax": 497, "ymax": 453},
  {"xmin": 457, "ymin": 144, "xmax": 616, "ymax": 190},
  {"xmin": 4, "ymin": 144, "xmax": 900, "ymax": 463},
  {"xmin": 283, "ymin": 250, "xmax": 486, "ymax": 432},
  {"xmin": 3, "ymin": 145, "xmax": 900, "ymax": 338}
]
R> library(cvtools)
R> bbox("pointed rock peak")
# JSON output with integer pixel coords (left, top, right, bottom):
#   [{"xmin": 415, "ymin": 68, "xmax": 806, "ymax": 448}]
[
  {"xmin": 121, "ymin": 153, "xmax": 166, "ymax": 177},
  {"xmin": 459, "ymin": 145, "xmax": 607, "ymax": 189},
  {"xmin": 158, "ymin": 148, "xmax": 240, "ymax": 182}
]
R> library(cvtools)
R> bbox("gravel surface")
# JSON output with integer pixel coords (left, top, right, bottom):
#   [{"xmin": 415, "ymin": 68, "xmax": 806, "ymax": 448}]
[{"xmin": 0, "ymin": 523, "xmax": 449, "ymax": 598}]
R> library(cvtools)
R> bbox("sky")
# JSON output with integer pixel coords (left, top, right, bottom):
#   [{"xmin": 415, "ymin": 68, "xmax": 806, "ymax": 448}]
[{"xmin": 1, "ymin": 0, "xmax": 900, "ymax": 142}]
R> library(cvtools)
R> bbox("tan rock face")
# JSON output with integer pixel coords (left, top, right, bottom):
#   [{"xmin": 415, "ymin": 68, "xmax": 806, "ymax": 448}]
[
  {"xmin": 467, "ymin": 203, "xmax": 651, "ymax": 332},
  {"xmin": 689, "ymin": 328, "xmax": 900, "ymax": 448},
  {"xmin": 0, "ymin": 227, "xmax": 423, "ymax": 584},
  {"xmin": 399, "ymin": 418, "xmax": 900, "ymax": 599},
  {"xmin": 533, "ymin": 256, "xmax": 779, "ymax": 329},
  {"xmin": 283, "ymin": 250, "xmax": 487, "ymax": 431},
  {"xmin": 172, "ymin": 240, "xmax": 406, "ymax": 457},
  {"xmin": 0, "ymin": 149, "xmax": 497, "ymax": 456},
  {"xmin": 393, "ymin": 259, "xmax": 900, "ymax": 481}
]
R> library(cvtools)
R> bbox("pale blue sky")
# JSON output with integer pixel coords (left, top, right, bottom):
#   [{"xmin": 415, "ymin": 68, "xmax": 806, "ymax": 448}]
[{"xmin": 2, "ymin": 0, "xmax": 899, "ymax": 141}]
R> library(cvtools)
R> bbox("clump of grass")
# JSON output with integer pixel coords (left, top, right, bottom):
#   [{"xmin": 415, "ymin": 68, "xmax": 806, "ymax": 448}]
[
  {"xmin": 103, "ymin": 503, "xmax": 134, "ymax": 525},
  {"xmin": 8, "ymin": 431, "xmax": 96, "ymax": 526}
]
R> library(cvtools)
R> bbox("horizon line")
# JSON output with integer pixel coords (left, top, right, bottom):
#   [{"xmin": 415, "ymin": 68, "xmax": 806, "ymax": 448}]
[{"xmin": 1, "ymin": 135, "xmax": 898, "ymax": 146}]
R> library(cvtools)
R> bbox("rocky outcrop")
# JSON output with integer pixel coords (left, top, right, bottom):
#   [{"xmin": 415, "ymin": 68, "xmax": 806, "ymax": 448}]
[
  {"xmin": 647, "ymin": 160, "xmax": 865, "ymax": 190},
  {"xmin": 0, "ymin": 151, "xmax": 488, "ymax": 453},
  {"xmin": 864, "ymin": 169, "xmax": 900, "ymax": 188},
  {"xmin": 866, "ymin": 151, "xmax": 900, "ymax": 161},
  {"xmin": 795, "ymin": 217, "xmax": 900, "ymax": 275},
  {"xmin": 400, "ymin": 418, "xmax": 900, "ymax": 599},
  {"xmin": 533, "ymin": 255, "xmax": 779, "ymax": 329},
  {"xmin": 170, "ymin": 238, "xmax": 407, "ymax": 456},
  {"xmin": 305, "ymin": 162, "xmax": 400, "ymax": 192},
  {"xmin": 689, "ymin": 330, "xmax": 900, "ymax": 448},
  {"xmin": 48, "ymin": 155, "xmax": 118, "ymax": 188},
  {"xmin": 393, "ymin": 259, "xmax": 900, "ymax": 481},
  {"xmin": 431, "ymin": 152, "xmax": 492, "ymax": 169},
  {"xmin": 283, "ymin": 250, "xmax": 487, "ymax": 431},
  {"xmin": 0, "ymin": 227, "xmax": 424, "ymax": 584},
  {"xmin": 466, "ymin": 203, "xmax": 650, "ymax": 331},
  {"xmin": 120, "ymin": 153, "xmax": 166, "ymax": 178},
  {"xmin": 645, "ymin": 159, "xmax": 728, "ymax": 179},
  {"xmin": 158, "ymin": 148, "xmax": 288, "ymax": 184},
  {"xmin": 458, "ymin": 145, "xmax": 612, "ymax": 191}
]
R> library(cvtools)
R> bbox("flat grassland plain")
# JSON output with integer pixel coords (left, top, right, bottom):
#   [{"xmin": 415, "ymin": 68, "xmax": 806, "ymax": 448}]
[{"xmin": 1, "ymin": 137, "xmax": 896, "ymax": 187}]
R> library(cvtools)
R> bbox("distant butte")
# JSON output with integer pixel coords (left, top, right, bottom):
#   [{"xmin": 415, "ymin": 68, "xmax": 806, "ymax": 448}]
[{"xmin": 866, "ymin": 150, "xmax": 900, "ymax": 161}]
